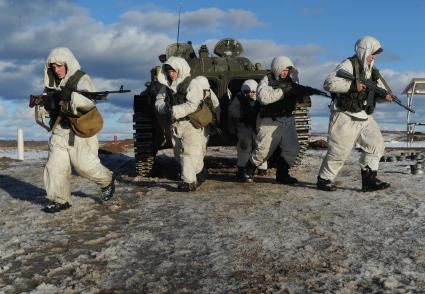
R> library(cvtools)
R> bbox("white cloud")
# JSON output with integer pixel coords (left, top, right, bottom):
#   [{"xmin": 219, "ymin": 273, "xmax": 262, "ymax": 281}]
[
  {"xmin": 121, "ymin": 8, "xmax": 264, "ymax": 34},
  {"xmin": 0, "ymin": 103, "xmax": 5, "ymax": 118},
  {"xmin": 118, "ymin": 112, "xmax": 133, "ymax": 123}
]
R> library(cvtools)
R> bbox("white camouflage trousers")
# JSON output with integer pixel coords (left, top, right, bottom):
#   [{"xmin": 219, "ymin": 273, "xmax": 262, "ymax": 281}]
[
  {"xmin": 251, "ymin": 116, "xmax": 300, "ymax": 167},
  {"xmin": 318, "ymin": 111, "xmax": 385, "ymax": 181},
  {"xmin": 171, "ymin": 120, "xmax": 207, "ymax": 183},
  {"xmin": 44, "ymin": 133, "xmax": 113, "ymax": 204},
  {"xmin": 235, "ymin": 123, "xmax": 267, "ymax": 169}
]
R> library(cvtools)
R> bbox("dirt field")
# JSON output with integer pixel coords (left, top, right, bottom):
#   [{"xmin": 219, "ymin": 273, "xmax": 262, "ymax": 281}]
[{"xmin": 0, "ymin": 135, "xmax": 425, "ymax": 293}]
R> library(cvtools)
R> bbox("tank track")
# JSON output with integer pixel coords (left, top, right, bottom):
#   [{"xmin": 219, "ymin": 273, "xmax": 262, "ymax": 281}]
[
  {"xmin": 293, "ymin": 107, "xmax": 311, "ymax": 166},
  {"xmin": 133, "ymin": 96, "xmax": 156, "ymax": 177}
]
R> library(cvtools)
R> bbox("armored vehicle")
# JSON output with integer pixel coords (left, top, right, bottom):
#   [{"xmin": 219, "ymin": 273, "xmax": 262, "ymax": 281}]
[{"xmin": 133, "ymin": 38, "xmax": 311, "ymax": 177}]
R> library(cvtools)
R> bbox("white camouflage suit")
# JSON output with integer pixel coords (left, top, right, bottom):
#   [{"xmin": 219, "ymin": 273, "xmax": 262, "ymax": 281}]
[
  {"xmin": 229, "ymin": 80, "xmax": 267, "ymax": 169},
  {"xmin": 318, "ymin": 36, "xmax": 387, "ymax": 181},
  {"xmin": 155, "ymin": 57, "xmax": 210, "ymax": 185},
  {"xmin": 43, "ymin": 47, "xmax": 112, "ymax": 204},
  {"xmin": 250, "ymin": 57, "xmax": 300, "ymax": 167}
]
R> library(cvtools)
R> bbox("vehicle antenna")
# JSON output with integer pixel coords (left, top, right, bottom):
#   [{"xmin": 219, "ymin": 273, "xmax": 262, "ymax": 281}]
[{"xmin": 176, "ymin": 3, "xmax": 182, "ymax": 50}]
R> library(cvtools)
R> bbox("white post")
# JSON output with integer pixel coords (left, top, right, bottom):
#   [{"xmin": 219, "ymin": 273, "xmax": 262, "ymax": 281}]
[{"xmin": 17, "ymin": 128, "xmax": 24, "ymax": 161}]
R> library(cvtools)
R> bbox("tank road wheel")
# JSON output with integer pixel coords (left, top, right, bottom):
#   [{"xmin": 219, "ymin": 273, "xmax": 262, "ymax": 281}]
[
  {"xmin": 293, "ymin": 106, "xmax": 311, "ymax": 166},
  {"xmin": 133, "ymin": 95, "xmax": 156, "ymax": 177}
]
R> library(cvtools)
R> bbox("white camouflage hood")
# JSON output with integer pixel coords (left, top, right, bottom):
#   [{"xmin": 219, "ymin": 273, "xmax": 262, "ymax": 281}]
[
  {"xmin": 44, "ymin": 47, "xmax": 81, "ymax": 89},
  {"xmin": 158, "ymin": 56, "xmax": 191, "ymax": 91},
  {"xmin": 271, "ymin": 56, "xmax": 294, "ymax": 80},
  {"xmin": 241, "ymin": 79, "xmax": 258, "ymax": 92},
  {"xmin": 355, "ymin": 36, "xmax": 382, "ymax": 77}
]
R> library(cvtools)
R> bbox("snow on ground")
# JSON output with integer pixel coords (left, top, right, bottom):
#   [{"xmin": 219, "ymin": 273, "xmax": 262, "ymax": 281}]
[
  {"xmin": 0, "ymin": 134, "xmax": 425, "ymax": 293},
  {"xmin": 386, "ymin": 141, "xmax": 425, "ymax": 148},
  {"xmin": 0, "ymin": 148, "xmax": 48, "ymax": 160}
]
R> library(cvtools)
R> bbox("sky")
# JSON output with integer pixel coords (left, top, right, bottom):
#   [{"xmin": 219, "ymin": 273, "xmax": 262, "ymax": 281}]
[{"xmin": 1, "ymin": 0, "xmax": 425, "ymax": 141}]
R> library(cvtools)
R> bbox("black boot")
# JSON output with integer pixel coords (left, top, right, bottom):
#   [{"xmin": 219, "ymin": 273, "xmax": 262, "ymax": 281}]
[
  {"xmin": 316, "ymin": 176, "xmax": 337, "ymax": 191},
  {"xmin": 178, "ymin": 182, "xmax": 197, "ymax": 192},
  {"xmin": 276, "ymin": 157, "xmax": 298, "ymax": 185},
  {"xmin": 196, "ymin": 167, "xmax": 208, "ymax": 187},
  {"xmin": 101, "ymin": 179, "xmax": 115, "ymax": 201},
  {"xmin": 236, "ymin": 166, "xmax": 245, "ymax": 180},
  {"xmin": 42, "ymin": 201, "xmax": 71, "ymax": 213},
  {"xmin": 242, "ymin": 161, "xmax": 257, "ymax": 183},
  {"xmin": 361, "ymin": 166, "xmax": 390, "ymax": 192}
]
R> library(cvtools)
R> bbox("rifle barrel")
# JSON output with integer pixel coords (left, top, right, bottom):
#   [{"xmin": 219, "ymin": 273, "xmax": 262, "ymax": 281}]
[
  {"xmin": 77, "ymin": 90, "xmax": 131, "ymax": 95},
  {"xmin": 295, "ymin": 84, "xmax": 331, "ymax": 98},
  {"xmin": 75, "ymin": 88, "xmax": 131, "ymax": 100},
  {"xmin": 391, "ymin": 95, "xmax": 415, "ymax": 113}
]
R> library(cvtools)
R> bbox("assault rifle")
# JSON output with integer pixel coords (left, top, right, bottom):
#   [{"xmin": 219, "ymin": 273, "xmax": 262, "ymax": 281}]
[
  {"xmin": 290, "ymin": 83, "xmax": 332, "ymax": 98},
  {"xmin": 335, "ymin": 69, "xmax": 414, "ymax": 113},
  {"xmin": 29, "ymin": 85, "xmax": 131, "ymax": 131},
  {"xmin": 29, "ymin": 85, "xmax": 131, "ymax": 108}
]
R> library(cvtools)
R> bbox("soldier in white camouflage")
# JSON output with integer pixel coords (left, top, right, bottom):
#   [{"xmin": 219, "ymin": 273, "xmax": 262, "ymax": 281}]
[
  {"xmin": 41, "ymin": 47, "xmax": 114, "ymax": 213},
  {"xmin": 155, "ymin": 57, "xmax": 214, "ymax": 191},
  {"xmin": 243, "ymin": 56, "xmax": 301, "ymax": 184},
  {"xmin": 229, "ymin": 79, "xmax": 267, "ymax": 179},
  {"xmin": 317, "ymin": 36, "xmax": 392, "ymax": 192}
]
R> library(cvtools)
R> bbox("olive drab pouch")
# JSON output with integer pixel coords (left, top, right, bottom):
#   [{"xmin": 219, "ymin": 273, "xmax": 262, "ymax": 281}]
[
  {"xmin": 188, "ymin": 101, "xmax": 213, "ymax": 128},
  {"xmin": 188, "ymin": 91, "xmax": 214, "ymax": 128},
  {"xmin": 68, "ymin": 107, "xmax": 104, "ymax": 138}
]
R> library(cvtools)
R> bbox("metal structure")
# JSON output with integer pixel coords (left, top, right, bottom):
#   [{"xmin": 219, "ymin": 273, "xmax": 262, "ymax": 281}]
[
  {"xmin": 402, "ymin": 78, "xmax": 425, "ymax": 147},
  {"xmin": 133, "ymin": 38, "xmax": 312, "ymax": 177}
]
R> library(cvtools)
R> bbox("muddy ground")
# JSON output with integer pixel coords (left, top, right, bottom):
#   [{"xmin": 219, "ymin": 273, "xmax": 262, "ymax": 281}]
[{"xmin": 0, "ymin": 135, "xmax": 425, "ymax": 293}]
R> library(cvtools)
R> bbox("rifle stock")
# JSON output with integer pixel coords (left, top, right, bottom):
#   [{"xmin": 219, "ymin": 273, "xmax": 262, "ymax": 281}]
[{"xmin": 335, "ymin": 69, "xmax": 414, "ymax": 113}]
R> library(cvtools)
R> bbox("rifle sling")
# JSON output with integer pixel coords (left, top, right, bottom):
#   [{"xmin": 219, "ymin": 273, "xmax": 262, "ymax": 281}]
[
  {"xmin": 374, "ymin": 70, "xmax": 392, "ymax": 94},
  {"xmin": 50, "ymin": 115, "xmax": 63, "ymax": 133},
  {"xmin": 353, "ymin": 56, "xmax": 361, "ymax": 92},
  {"xmin": 34, "ymin": 106, "xmax": 50, "ymax": 132}
]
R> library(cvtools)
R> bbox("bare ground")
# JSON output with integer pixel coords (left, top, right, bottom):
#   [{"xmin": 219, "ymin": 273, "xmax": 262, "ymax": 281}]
[{"xmin": 0, "ymin": 137, "xmax": 425, "ymax": 293}]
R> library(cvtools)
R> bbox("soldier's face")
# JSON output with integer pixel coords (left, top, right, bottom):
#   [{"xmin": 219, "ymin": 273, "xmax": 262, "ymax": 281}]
[
  {"xmin": 279, "ymin": 69, "xmax": 289, "ymax": 79},
  {"xmin": 51, "ymin": 63, "xmax": 67, "ymax": 79},
  {"xmin": 244, "ymin": 90, "xmax": 256, "ymax": 100},
  {"xmin": 366, "ymin": 54, "xmax": 376, "ymax": 65},
  {"xmin": 167, "ymin": 70, "xmax": 178, "ymax": 81}
]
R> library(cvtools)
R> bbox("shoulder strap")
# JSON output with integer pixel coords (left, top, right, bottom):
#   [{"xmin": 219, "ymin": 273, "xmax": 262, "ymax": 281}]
[
  {"xmin": 266, "ymin": 72, "xmax": 281, "ymax": 89},
  {"xmin": 176, "ymin": 76, "xmax": 193, "ymax": 94},
  {"xmin": 266, "ymin": 72, "xmax": 274, "ymax": 80},
  {"xmin": 60, "ymin": 70, "xmax": 86, "ymax": 101},
  {"xmin": 348, "ymin": 55, "xmax": 361, "ymax": 90},
  {"xmin": 373, "ymin": 67, "xmax": 392, "ymax": 93},
  {"xmin": 65, "ymin": 70, "xmax": 86, "ymax": 90}
]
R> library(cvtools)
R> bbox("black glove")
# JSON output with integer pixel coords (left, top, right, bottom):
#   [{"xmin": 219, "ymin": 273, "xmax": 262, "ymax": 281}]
[
  {"xmin": 43, "ymin": 94, "xmax": 60, "ymax": 112},
  {"xmin": 288, "ymin": 84, "xmax": 314, "ymax": 97},
  {"xmin": 288, "ymin": 68, "xmax": 299, "ymax": 83},
  {"xmin": 164, "ymin": 104, "xmax": 176, "ymax": 122}
]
